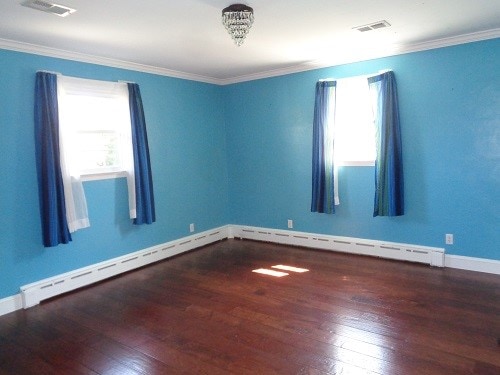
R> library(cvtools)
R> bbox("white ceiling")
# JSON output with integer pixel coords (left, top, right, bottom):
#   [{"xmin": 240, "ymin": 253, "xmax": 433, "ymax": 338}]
[{"xmin": 1, "ymin": 0, "xmax": 499, "ymax": 84}]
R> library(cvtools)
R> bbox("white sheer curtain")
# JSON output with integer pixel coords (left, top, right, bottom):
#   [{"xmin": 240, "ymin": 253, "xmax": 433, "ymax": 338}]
[
  {"xmin": 57, "ymin": 75, "xmax": 136, "ymax": 231},
  {"xmin": 326, "ymin": 85, "xmax": 340, "ymax": 206},
  {"xmin": 57, "ymin": 76, "xmax": 90, "ymax": 232},
  {"xmin": 119, "ymin": 88, "xmax": 136, "ymax": 220}
]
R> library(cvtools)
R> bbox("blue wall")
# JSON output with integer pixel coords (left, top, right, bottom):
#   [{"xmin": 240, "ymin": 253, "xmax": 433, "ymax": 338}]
[
  {"xmin": 1, "ymin": 38, "xmax": 498, "ymax": 300},
  {"xmin": 0, "ymin": 50, "xmax": 229, "ymax": 299},
  {"xmin": 224, "ymin": 38, "xmax": 500, "ymax": 261}
]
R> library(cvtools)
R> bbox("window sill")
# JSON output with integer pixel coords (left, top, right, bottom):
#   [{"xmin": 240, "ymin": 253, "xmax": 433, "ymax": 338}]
[
  {"xmin": 337, "ymin": 161, "xmax": 375, "ymax": 167},
  {"xmin": 81, "ymin": 171, "xmax": 127, "ymax": 181}
]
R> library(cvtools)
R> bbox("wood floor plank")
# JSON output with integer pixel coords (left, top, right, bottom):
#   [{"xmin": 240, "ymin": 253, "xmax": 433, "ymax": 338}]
[
  {"xmin": 1, "ymin": 238, "xmax": 499, "ymax": 374},
  {"xmin": 0, "ymin": 336, "xmax": 65, "ymax": 375},
  {"xmin": 85, "ymin": 335, "xmax": 185, "ymax": 375}
]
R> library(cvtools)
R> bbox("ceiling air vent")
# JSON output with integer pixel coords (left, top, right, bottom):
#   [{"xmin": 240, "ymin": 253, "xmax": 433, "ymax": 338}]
[
  {"xmin": 21, "ymin": 0, "xmax": 76, "ymax": 17},
  {"xmin": 354, "ymin": 20, "xmax": 391, "ymax": 32}
]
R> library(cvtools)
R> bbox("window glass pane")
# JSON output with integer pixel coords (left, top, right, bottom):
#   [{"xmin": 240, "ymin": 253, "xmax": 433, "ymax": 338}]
[
  {"xmin": 62, "ymin": 94, "xmax": 126, "ymax": 174},
  {"xmin": 65, "ymin": 95, "xmax": 123, "ymax": 131},
  {"xmin": 57, "ymin": 76, "xmax": 132, "ymax": 179},
  {"xmin": 334, "ymin": 77, "xmax": 376, "ymax": 163},
  {"xmin": 76, "ymin": 131, "xmax": 120, "ymax": 171}
]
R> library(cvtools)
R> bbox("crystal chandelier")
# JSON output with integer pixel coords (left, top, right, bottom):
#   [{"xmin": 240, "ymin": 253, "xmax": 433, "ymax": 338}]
[{"xmin": 222, "ymin": 4, "xmax": 254, "ymax": 46}]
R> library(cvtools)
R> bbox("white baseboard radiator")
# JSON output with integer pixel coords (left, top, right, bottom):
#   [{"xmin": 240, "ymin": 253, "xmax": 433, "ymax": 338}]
[
  {"xmin": 20, "ymin": 226, "xmax": 229, "ymax": 308},
  {"xmin": 20, "ymin": 224, "xmax": 445, "ymax": 309},
  {"xmin": 231, "ymin": 225, "xmax": 445, "ymax": 268}
]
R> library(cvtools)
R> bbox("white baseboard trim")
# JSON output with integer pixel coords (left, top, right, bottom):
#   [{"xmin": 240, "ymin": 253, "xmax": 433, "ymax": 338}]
[
  {"xmin": 0, "ymin": 224, "xmax": 496, "ymax": 318},
  {"xmin": 19, "ymin": 226, "xmax": 229, "ymax": 309},
  {"xmin": 445, "ymin": 254, "xmax": 500, "ymax": 275},
  {"xmin": 232, "ymin": 225, "xmax": 446, "ymax": 267},
  {"xmin": 0, "ymin": 294, "xmax": 23, "ymax": 316}
]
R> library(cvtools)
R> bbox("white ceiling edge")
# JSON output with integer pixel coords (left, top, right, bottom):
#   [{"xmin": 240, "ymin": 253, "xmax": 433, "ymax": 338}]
[
  {"xmin": 0, "ymin": 38, "xmax": 220, "ymax": 85},
  {"xmin": 0, "ymin": 29, "xmax": 499, "ymax": 86},
  {"xmin": 219, "ymin": 29, "xmax": 500, "ymax": 85}
]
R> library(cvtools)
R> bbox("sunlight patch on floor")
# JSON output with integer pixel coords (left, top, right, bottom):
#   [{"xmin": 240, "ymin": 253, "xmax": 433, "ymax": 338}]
[
  {"xmin": 252, "ymin": 264, "xmax": 309, "ymax": 277},
  {"xmin": 272, "ymin": 265, "xmax": 309, "ymax": 273},
  {"xmin": 252, "ymin": 268, "xmax": 289, "ymax": 277}
]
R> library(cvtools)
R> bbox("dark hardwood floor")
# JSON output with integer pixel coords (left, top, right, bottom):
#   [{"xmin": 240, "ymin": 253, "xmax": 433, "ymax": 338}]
[{"xmin": 1, "ymin": 239, "xmax": 499, "ymax": 374}]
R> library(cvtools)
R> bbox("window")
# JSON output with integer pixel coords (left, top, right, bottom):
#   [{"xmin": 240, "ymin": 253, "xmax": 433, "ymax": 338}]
[
  {"xmin": 331, "ymin": 76, "xmax": 376, "ymax": 166},
  {"xmin": 57, "ymin": 76, "xmax": 134, "ymax": 179},
  {"xmin": 312, "ymin": 71, "xmax": 404, "ymax": 216},
  {"xmin": 35, "ymin": 71, "xmax": 155, "ymax": 246}
]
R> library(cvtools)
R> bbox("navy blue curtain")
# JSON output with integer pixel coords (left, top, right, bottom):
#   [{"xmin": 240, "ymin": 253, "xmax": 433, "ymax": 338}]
[
  {"xmin": 311, "ymin": 80, "xmax": 336, "ymax": 214},
  {"xmin": 34, "ymin": 72, "xmax": 72, "ymax": 246},
  {"xmin": 127, "ymin": 83, "xmax": 156, "ymax": 225},
  {"xmin": 368, "ymin": 71, "xmax": 404, "ymax": 216}
]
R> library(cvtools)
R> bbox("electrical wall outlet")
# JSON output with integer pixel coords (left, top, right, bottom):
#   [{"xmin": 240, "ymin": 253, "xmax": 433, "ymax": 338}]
[
  {"xmin": 190, "ymin": 223, "xmax": 195, "ymax": 233},
  {"xmin": 445, "ymin": 233, "xmax": 453, "ymax": 245},
  {"xmin": 287, "ymin": 219, "xmax": 293, "ymax": 229}
]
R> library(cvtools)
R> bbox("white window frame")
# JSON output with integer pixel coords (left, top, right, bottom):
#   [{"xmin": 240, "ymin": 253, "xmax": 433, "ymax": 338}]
[
  {"xmin": 331, "ymin": 76, "xmax": 376, "ymax": 167},
  {"xmin": 57, "ymin": 75, "xmax": 134, "ymax": 181}
]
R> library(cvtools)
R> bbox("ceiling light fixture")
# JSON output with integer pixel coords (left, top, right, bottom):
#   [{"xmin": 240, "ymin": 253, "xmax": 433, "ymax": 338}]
[{"xmin": 222, "ymin": 4, "xmax": 254, "ymax": 46}]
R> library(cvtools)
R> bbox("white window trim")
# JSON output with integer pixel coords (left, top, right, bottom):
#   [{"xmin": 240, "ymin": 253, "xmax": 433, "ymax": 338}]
[
  {"xmin": 333, "ymin": 76, "xmax": 376, "ymax": 166},
  {"xmin": 57, "ymin": 74, "xmax": 137, "ymax": 219},
  {"xmin": 322, "ymin": 70, "xmax": 390, "ymax": 167},
  {"xmin": 57, "ymin": 75, "xmax": 134, "ymax": 180}
]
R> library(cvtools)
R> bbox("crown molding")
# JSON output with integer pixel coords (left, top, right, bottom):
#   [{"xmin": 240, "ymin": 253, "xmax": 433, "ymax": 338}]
[
  {"xmin": 1, "ymin": 29, "xmax": 499, "ymax": 86},
  {"xmin": 219, "ymin": 29, "xmax": 500, "ymax": 85},
  {"xmin": 0, "ymin": 38, "xmax": 219, "ymax": 85}
]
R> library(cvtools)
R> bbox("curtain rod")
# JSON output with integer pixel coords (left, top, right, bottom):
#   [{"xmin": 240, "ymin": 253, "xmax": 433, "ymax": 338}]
[
  {"xmin": 319, "ymin": 69, "xmax": 392, "ymax": 82},
  {"xmin": 36, "ymin": 71, "xmax": 136, "ymax": 84},
  {"xmin": 37, "ymin": 70, "xmax": 61, "ymax": 75}
]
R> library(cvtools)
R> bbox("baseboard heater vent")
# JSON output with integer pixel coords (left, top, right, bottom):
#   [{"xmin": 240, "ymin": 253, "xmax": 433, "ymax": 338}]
[
  {"xmin": 19, "ymin": 225, "xmax": 445, "ymax": 309},
  {"xmin": 20, "ymin": 227, "xmax": 229, "ymax": 308},
  {"xmin": 232, "ymin": 225, "xmax": 445, "ymax": 267}
]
